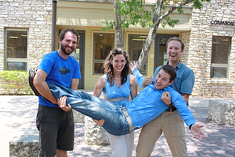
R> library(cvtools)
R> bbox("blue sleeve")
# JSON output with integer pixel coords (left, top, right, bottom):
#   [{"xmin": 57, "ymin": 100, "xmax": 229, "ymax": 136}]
[
  {"xmin": 153, "ymin": 66, "xmax": 161, "ymax": 79},
  {"xmin": 72, "ymin": 59, "xmax": 81, "ymax": 79},
  {"xmin": 132, "ymin": 69, "xmax": 144, "ymax": 88},
  {"xmin": 170, "ymin": 90, "xmax": 196, "ymax": 128},
  {"xmin": 37, "ymin": 53, "xmax": 55, "ymax": 74}
]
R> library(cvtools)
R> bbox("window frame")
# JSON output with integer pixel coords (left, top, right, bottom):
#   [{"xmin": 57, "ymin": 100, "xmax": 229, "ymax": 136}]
[
  {"xmin": 93, "ymin": 32, "xmax": 114, "ymax": 75},
  {"xmin": 4, "ymin": 28, "xmax": 28, "ymax": 71},
  {"xmin": 210, "ymin": 36, "xmax": 231, "ymax": 79}
]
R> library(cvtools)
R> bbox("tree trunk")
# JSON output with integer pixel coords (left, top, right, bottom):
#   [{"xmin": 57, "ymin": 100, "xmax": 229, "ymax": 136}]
[
  {"xmin": 114, "ymin": 0, "xmax": 123, "ymax": 49},
  {"xmin": 138, "ymin": 0, "xmax": 163, "ymax": 70},
  {"xmin": 137, "ymin": 0, "xmax": 197, "ymax": 70}
]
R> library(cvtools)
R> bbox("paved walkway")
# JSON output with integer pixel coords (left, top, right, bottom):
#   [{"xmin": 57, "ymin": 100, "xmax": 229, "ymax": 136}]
[{"xmin": 0, "ymin": 95, "xmax": 234, "ymax": 157}]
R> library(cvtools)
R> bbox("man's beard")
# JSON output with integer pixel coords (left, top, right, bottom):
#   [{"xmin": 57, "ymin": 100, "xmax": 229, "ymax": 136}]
[{"xmin": 61, "ymin": 43, "xmax": 75, "ymax": 55}]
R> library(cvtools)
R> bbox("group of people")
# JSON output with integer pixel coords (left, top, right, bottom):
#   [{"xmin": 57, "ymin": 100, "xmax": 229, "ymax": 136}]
[{"xmin": 33, "ymin": 28, "xmax": 206, "ymax": 157}]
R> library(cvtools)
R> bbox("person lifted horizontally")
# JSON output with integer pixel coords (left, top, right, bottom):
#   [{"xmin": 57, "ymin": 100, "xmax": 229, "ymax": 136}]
[{"xmin": 44, "ymin": 64, "xmax": 206, "ymax": 142}]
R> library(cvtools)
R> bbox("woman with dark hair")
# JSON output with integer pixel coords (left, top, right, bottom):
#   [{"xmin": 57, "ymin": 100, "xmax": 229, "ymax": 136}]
[{"xmin": 92, "ymin": 48, "xmax": 138, "ymax": 157}]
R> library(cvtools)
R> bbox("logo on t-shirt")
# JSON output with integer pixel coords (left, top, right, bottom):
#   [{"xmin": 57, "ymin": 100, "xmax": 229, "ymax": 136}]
[{"xmin": 59, "ymin": 67, "xmax": 70, "ymax": 74}]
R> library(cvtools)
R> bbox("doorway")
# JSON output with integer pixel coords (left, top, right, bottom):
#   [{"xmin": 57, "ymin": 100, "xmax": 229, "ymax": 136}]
[{"xmin": 75, "ymin": 31, "xmax": 85, "ymax": 89}]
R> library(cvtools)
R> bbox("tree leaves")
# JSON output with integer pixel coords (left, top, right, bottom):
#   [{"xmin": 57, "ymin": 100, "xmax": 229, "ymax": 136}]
[
  {"xmin": 162, "ymin": 16, "xmax": 179, "ymax": 28},
  {"xmin": 101, "ymin": 0, "xmax": 210, "ymax": 31}
]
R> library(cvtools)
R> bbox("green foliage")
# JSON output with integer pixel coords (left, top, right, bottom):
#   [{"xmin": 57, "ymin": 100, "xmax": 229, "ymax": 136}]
[
  {"xmin": 177, "ymin": 6, "xmax": 184, "ymax": 14},
  {"xmin": 193, "ymin": 0, "xmax": 210, "ymax": 9},
  {"xmin": 118, "ymin": 0, "xmax": 153, "ymax": 28},
  {"xmin": 101, "ymin": 0, "xmax": 153, "ymax": 30},
  {"xmin": 101, "ymin": 0, "xmax": 210, "ymax": 31},
  {"xmin": 162, "ymin": 16, "xmax": 179, "ymax": 28},
  {"xmin": 0, "ymin": 70, "xmax": 33, "ymax": 95},
  {"xmin": 101, "ymin": 21, "xmax": 115, "ymax": 31},
  {"xmin": 0, "ymin": 70, "xmax": 26, "ymax": 81}
]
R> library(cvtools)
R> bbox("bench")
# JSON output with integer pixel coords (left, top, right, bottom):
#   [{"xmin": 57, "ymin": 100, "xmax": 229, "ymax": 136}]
[
  {"xmin": 8, "ymin": 109, "xmax": 94, "ymax": 156},
  {"xmin": 9, "ymin": 121, "xmax": 39, "ymax": 157}
]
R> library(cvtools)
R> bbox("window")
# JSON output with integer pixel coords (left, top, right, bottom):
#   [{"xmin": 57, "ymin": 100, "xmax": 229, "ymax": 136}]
[
  {"xmin": 5, "ymin": 29, "xmax": 28, "ymax": 70},
  {"xmin": 128, "ymin": 35, "xmax": 147, "ymax": 75},
  {"xmin": 93, "ymin": 33, "xmax": 114, "ymax": 74},
  {"xmin": 211, "ymin": 36, "xmax": 231, "ymax": 78}
]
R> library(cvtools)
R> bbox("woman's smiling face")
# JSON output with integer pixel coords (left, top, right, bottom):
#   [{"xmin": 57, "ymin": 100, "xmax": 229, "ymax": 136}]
[{"xmin": 111, "ymin": 54, "xmax": 127, "ymax": 73}]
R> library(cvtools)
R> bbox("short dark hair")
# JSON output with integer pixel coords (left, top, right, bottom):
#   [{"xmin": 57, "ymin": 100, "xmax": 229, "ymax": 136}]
[
  {"xmin": 159, "ymin": 65, "xmax": 176, "ymax": 82},
  {"xmin": 59, "ymin": 28, "xmax": 78, "ymax": 41},
  {"xmin": 166, "ymin": 37, "xmax": 185, "ymax": 51}
]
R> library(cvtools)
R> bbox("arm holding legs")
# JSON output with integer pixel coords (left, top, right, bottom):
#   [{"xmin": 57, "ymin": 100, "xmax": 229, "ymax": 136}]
[{"xmin": 57, "ymin": 96, "xmax": 71, "ymax": 112}]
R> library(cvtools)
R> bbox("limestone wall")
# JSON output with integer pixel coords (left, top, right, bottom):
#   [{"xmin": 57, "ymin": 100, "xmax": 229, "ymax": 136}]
[
  {"xmin": 181, "ymin": 31, "xmax": 191, "ymax": 67},
  {"xmin": 0, "ymin": 0, "xmax": 52, "ymax": 71},
  {"xmin": 187, "ymin": 0, "xmax": 235, "ymax": 98}
]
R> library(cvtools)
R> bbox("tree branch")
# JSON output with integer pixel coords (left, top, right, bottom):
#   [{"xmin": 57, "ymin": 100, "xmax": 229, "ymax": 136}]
[{"xmin": 159, "ymin": 0, "xmax": 196, "ymax": 22}]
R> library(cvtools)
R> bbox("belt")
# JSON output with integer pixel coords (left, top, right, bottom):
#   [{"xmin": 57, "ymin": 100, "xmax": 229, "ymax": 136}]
[
  {"xmin": 122, "ymin": 107, "xmax": 133, "ymax": 132},
  {"xmin": 165, "ymin": 107, "xmax": 177, "ymax": 112},
  {"xmin": 104, "ymin": 96, "xmax": 129, "ymax": 102}
]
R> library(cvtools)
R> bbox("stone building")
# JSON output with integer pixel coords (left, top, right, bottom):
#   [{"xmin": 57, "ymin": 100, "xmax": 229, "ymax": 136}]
[
  {"xmin": 187, "ymin": 1, "xmax": 235, "ymax": 98},
  {"xmin": 0, "ymin": 0, "xmax": 234, "ymax": 98}
]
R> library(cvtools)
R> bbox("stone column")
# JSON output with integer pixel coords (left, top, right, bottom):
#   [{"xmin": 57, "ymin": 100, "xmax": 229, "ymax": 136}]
[
  {"xmin": 84, "ymin": 116, "xmax": 110, "ymax": 145},
  {"xmin": 208, "ymin": 100, "xmax": 235, "ymax": 125},
  {"xmin": 73, "ymin": 109, "xmax": 85, "ymax": 123}
]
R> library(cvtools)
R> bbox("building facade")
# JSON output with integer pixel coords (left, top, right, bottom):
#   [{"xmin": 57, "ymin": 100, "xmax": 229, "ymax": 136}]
[
  {"xmin": 187, "ymin": 0, "xmax": 235, "ymax": 98},
  {"xmin": 0, "ymin": 0, "xmax": 234, "ymax": 98}
]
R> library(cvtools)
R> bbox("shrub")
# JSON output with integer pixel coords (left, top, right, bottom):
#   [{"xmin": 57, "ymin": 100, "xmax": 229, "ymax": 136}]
[{"xmin": 0, "ymin": 70, "xmax": 34, "ymax": 95}]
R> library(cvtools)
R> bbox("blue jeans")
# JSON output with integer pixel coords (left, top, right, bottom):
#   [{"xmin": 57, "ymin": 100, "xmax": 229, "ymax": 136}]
[{"xmin": 48, "ymin": 82, "xmax": 131, "ymax": 136}]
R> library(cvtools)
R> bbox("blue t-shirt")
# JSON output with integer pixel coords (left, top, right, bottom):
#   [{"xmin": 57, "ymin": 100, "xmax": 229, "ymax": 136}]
[
  {"xmin": 37, "ymin": 51, "xmax": 81, "ymax": 107},
  {"xmin": 103, "ymin": 74, "xmax": 130, "ymax": 107}
]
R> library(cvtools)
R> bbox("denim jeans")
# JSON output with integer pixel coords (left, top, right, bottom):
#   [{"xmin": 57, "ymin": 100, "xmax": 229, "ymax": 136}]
[{"xmin": 47, "ymin": 82, "xmax": 131, "ymax": 136}]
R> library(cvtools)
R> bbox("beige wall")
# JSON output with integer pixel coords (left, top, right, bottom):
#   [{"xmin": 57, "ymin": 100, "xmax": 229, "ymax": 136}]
[
  {"xmin": 57, "ymin": 1, "xmax": 192, "ymax": 30},
  {"xmin": 56, "ymin": 1, "xmax": 192, "ymax": 90},
  {"xmin": 57, "ymin": 2, "xmax": 114, "ymax": 27}
]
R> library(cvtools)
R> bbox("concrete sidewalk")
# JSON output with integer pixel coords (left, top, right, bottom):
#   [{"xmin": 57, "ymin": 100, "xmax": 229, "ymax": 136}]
[{"xmin": 0, "ymin": 95, "xmax": 235, "ymax": 157}]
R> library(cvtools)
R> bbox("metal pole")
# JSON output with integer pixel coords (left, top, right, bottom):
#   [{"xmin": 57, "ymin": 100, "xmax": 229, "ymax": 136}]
[{"xmin": 51, "ymin": 0, "xmax": 57, "ymax": 51}]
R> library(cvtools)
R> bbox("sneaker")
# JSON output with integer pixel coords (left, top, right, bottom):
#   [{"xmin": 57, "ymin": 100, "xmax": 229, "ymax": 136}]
[{"xmin": 29, "ymin": 69, "xmax": 40, "ymax": 96}]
